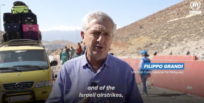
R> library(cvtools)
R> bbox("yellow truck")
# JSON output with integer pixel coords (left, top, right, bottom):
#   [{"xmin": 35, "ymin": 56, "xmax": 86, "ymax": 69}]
[{"xmin": 0, "ymin": 39, "xmax": 57, "ymax": 103}]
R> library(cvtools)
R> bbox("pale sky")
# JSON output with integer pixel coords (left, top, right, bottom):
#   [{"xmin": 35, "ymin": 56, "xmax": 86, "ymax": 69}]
[{"xmin": 0, "ymin": 0, "xmax": 184, "ymax": 42}]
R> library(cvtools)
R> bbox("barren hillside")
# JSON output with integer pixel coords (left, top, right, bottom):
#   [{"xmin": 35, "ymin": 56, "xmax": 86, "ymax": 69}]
[
  {"xmin": 48, "ymin": 0, "xmax": 204, "ymax": 60},
  {"xmin": 111, "ymin": 0, "xmax": 204, "ymax": 60},
  {"xmin": 44, "ymin": 40, "xmax": 77, "ymax": 55}
]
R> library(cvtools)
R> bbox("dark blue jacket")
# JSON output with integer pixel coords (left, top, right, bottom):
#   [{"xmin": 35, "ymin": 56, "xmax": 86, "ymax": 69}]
[{"xmin": 139, "ymin": 57, "xmax": 151, "ymax": 75}]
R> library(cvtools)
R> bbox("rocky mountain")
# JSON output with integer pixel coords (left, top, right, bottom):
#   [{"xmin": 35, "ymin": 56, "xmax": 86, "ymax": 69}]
[
  {"xmin": 110, "ymin": 0, "xmax": 204, "ymax": 60},
  {"xmin": 42, "ymin": 40, "xmax": 77, "ymax": 55},
  {"xmin": 41, "ymin": 30, "xmax": 82, "ymax": 43},
  {"xmin": 41, "ymin": 30, "xmax": 81, "ymax": 55}
]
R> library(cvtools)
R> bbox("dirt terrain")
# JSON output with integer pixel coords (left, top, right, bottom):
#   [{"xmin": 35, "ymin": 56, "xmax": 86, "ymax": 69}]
[
  {"xmin": 138, "ymin": 83, "xmax": 204, "ymax": 103},
  {"xmin": 110, "ymin": 0, "xmax": 204, "ymax": 60}
]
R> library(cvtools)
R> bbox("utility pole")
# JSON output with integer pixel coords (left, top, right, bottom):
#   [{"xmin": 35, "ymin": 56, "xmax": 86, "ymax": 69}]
[
  {"xmin": 75, "ymin": 29, "xmax": 78, "ymax": 43},
  {"xmin": 75, "ymin": 29, "xmax": 81, "ymax": 43},
  {"xmin": 62, "ymin": 36, "xmax": 64, "ymax": 46}
]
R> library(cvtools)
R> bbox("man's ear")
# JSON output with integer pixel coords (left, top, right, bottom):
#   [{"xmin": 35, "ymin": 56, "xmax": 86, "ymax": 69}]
[{"xmin": 81, "ymin": 31, "xmax": 84, "ymax": 39}]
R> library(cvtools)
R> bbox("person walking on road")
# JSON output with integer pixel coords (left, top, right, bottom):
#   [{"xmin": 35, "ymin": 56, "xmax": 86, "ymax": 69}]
[
  {"xmin": 60, "ymin": 48, "xmax": 69, "ymax": 65},
  {"xmin": 138, "ymin": 50, "xmax": 151, "ymax": 97},
  {"xmin": 72, "ymin": 50, "xmax": 78, "ymax": 59},
  {"xmin": 65, "ymin": 47, "xmax": 71, "ymax": 60},
  {"xmin": 59, "ymin": 48, "xmax": 63, "ymax": 60},
  {"xmin": 76, "ymin": 42, "xmax": 82, "ymax": 56},
  {"xmin": 81, "ymin": 41, "xmax": 86, "ymax": 55},
  {"xmin": 70, "ymin": 46, "xmax": 75, "ymax": 58}
]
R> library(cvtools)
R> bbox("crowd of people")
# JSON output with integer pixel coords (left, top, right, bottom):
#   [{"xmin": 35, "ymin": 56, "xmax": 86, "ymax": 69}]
[{"xmin": 59, "ymin": 41, "xmax": 86, "ymax": 65}]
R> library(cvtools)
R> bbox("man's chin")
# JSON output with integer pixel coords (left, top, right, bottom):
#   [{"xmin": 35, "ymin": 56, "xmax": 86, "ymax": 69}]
[
  {"xmin": 92, "ymin": 52, "xmax": 102, "ymax": 56},
  {"xmin": 91, "ymin": 52, "xmax": 107, "ymax": 58}
]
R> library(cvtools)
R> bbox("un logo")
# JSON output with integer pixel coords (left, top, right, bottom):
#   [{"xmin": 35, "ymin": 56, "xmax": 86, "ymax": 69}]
[{"xmin": 190, "ymin": 1, "xmax": 201, "ymax": 10}]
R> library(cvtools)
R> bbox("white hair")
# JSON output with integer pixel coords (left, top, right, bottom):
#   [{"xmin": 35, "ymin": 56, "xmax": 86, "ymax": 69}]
[{"xmin": 82, "ymin": 11, "xmax": 116, "ymax": 35}]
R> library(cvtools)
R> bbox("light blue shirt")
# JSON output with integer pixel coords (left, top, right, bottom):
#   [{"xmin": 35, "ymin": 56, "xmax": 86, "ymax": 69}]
[{"xmin": 46, "ymin": 54, "xmax": 143, "ymax": 103}]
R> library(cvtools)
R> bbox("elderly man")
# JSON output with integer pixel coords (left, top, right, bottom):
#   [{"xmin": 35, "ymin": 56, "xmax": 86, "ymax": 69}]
[{"xmin": 46, "ymin": 11, "xmax": 143, "ymax": 103}]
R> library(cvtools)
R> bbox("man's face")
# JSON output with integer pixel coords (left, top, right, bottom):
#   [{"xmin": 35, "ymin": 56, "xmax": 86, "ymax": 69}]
[{"xmin": 82, "ymin": 19, "xmax": 114, "ymax": 60}]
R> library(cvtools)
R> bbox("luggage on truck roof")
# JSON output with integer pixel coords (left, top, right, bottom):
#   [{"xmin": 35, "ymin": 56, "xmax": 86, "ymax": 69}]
[
  {"xmin": 11, "ymin": 5, "xmax": 29, "ymax": 14},
  {"xmin": 2, "ymin": 1, "xmax": 41, "ymax": 44},
  {"xmin": 13, "ymin": 1, "xmax": 33, "ymax": 13},
  {"xmin": 0, "ymin": 39, "xmax": 44, "ymax": 47},
  {"xmin": 13, "ymin": 1, "xmax": 27, "ymax": 6}
]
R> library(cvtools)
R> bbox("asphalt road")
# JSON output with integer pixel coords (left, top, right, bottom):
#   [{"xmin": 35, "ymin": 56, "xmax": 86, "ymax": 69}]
[
  {"xmin": 24, "ymin": 82, "xmax": 204, "ymax": 103},
  {"xmin": 138, "ymin": 84, "xmax": 204, "ymax": 103}
]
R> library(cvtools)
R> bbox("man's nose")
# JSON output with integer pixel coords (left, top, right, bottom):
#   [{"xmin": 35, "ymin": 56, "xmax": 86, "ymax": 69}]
[{"xmin": 97, "ymin": 35, "xmax": 105, "ymax": 43}]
